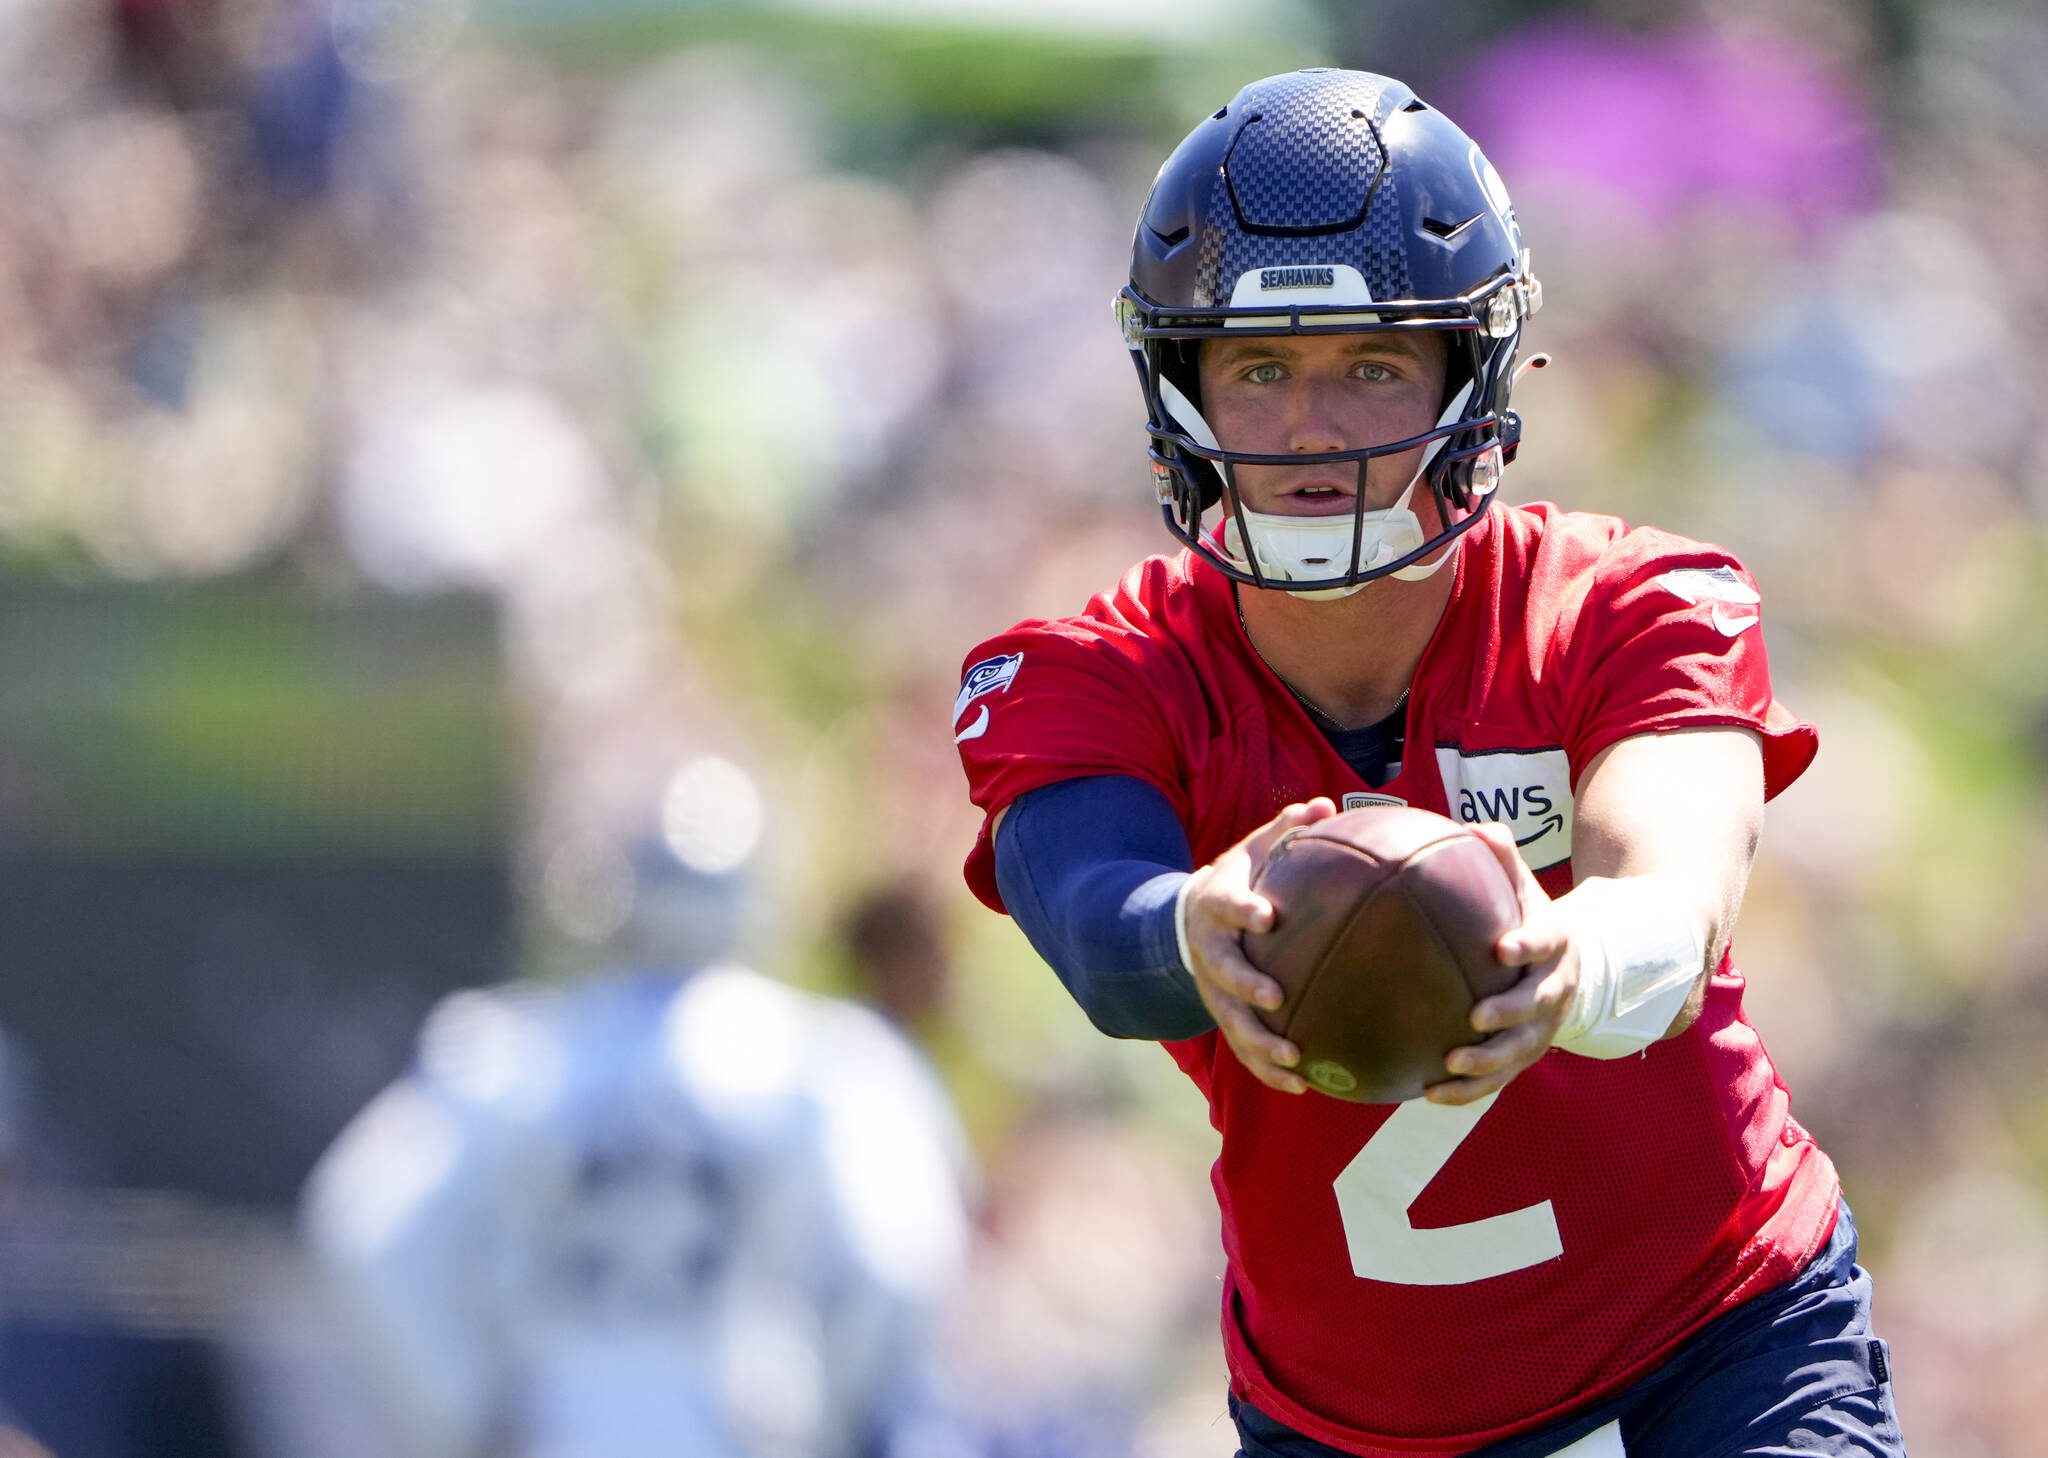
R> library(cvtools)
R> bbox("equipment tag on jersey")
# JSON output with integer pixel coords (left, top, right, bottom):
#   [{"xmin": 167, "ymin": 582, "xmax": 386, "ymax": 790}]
[
  {"xmin": 1434, "ymin": 745, "xmax": 1573, "ymax": 870},
  {"xmin": 1342, "ymin": 791, "xmax": 1407, "ymax": 811}
]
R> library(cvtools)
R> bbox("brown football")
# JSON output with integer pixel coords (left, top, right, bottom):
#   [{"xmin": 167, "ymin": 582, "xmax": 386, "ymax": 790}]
[{"xmin": 1243, "ymin": 805, "xmax": 1524, "ymax": 1103}]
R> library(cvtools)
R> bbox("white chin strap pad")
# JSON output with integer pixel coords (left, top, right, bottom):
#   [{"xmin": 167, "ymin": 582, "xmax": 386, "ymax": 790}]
[
  {"xmin": 1381, "ymin": 380, "xmax": 1480, "ymax": 583},
  {"xmin": 1418, "ymin": 379, "xmax": 1476, "ymax": 476}
]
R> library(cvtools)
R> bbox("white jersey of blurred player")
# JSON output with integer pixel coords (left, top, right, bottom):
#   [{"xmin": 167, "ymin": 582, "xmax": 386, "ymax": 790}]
[{"xmin": 302, "ymin": 962, "xmax": 971, "ymax": 1458}]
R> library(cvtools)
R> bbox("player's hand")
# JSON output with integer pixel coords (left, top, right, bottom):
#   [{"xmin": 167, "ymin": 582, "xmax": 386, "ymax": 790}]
[
  {"xmin": 1425, "ymin": 821, "xmax": 1578, "ymax": 1106},
  {"xmin": 1181, "ymin": 797, "xmax": 1338, "ymax": 1094}
]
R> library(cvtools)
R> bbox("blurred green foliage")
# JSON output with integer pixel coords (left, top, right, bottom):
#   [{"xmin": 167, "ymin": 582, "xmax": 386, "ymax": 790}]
[{"xmin": 0, "ymin": 584, "xmax": 508, "ymax": 857}]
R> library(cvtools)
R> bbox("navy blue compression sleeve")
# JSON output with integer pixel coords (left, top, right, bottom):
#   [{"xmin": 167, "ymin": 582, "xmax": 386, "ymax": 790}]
[{"xmin": 993, "ymin": 775, "xmax": 1216, "ymax": 1042}]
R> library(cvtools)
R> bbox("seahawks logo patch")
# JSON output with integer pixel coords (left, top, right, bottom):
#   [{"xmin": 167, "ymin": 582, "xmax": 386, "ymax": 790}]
[{"xmin": 954, "ymin": 653, "xmax": 1023, "ymax": 743}]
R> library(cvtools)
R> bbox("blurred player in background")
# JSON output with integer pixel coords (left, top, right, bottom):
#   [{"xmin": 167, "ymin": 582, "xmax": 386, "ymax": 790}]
[
  {"xmin": 839, "ymin": 883, "xmax": 958, "ymax": 1043},
  {"xmin": 302, "ymin": 757, "xmax": 971, "ymax": 1458},
  {"xmin": 954, "ymin": 70, "xmax": 1906, "ymax": 1457}
]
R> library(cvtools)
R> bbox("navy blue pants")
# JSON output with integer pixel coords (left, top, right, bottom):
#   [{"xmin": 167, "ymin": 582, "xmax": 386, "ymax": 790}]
[{"xmin": 1233, "ymin": 1201, "xmax": 1907, "ymax": 1458}]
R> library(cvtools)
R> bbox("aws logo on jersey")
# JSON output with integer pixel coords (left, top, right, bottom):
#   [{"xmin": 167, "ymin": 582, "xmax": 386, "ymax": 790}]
[
  {"xmin": 1433, "ymin": 745, "xmax": 1573, "ymax": 870},
  {"xmin": 954, "ymin": 652, "xmax": 1023, "ymax": 743}
]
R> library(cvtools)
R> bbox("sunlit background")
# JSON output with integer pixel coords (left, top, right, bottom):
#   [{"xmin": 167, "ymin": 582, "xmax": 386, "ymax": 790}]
[{"xmin": 1, "ymin": 0, "xmax": 2045, "ymax": 1454}]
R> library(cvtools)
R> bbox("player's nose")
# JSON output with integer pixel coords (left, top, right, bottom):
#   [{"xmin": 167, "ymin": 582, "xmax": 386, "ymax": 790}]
[{"xmin": 1287, "ymin": 378, "xmax": 1350, "ymax": 455}]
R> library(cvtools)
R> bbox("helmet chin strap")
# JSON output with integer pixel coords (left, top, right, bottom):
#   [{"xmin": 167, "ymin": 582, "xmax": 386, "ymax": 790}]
[{"xmin": 1156, "ymin": 376, "xmax": 1480, "ymax": 596}]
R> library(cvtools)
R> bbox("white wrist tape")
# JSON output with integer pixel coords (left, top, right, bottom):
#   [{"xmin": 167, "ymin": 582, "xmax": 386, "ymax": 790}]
[
  {"xmin": 1172, "ymin": 875, "xmax": 1197, "ymax": 978},
  {"xmin": 1554, "ymin": 876, "xmax": 1706, "ymax": 1060}
]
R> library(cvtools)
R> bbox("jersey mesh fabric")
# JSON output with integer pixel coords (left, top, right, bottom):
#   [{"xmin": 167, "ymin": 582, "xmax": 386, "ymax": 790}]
[
  {"xmin": 954, "ymin": 504, "xmax": 1837, "ymax": 1457},
  {"xmin": 1186, "ymin": 976, "xmax": 1833, "ymax": 1454}
]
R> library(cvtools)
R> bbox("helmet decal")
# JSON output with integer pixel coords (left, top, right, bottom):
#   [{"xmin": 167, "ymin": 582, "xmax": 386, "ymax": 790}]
[
  {"xmin": 1470, "ymin": 144, "xmax": 1524, "ymax": 254},
  {"xmin": 1226, "ymin": 263, "xmax": 1379, "ymax": 325}
]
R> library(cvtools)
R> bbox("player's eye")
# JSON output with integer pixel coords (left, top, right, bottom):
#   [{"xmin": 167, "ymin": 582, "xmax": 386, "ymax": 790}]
[
  {"xmin": 1354, "ymin": 361, "xmax": 1396, "ymax": 383},
  {"xmin": 1245, "ymin": 362, "xmax": 1286, "ymax": 384}
]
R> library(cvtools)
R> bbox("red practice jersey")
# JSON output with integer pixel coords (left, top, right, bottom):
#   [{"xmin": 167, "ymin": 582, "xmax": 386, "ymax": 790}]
[{"xmin": 955, "ymin": 504, "xmax": 1840, "ymax": 1458}]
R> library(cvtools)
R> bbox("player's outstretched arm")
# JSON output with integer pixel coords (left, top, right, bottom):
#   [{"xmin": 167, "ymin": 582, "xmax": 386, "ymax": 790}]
[
  {"xmin": 996, "ymin": 782, "xmax": 1337, "ymax": 1080},
  {"xmin": 1180, "ymin": 797, "xmax": 1340, "ymax": 1094},
  {"xmin": 1426, "ymin": 727, "xmax": 1764, "ymax": 1105}
]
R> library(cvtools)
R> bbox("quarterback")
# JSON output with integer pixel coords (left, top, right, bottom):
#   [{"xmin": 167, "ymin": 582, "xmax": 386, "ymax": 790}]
[{"xmin": 953, "ymin": 70, "xmax": 1907, "ymax": 1458}]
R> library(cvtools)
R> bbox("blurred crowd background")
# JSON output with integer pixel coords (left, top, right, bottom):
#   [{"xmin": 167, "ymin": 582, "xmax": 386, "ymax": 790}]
[{"xmin": 1, "ymin": 0, "xmax": 2045, "ymax": 1454}]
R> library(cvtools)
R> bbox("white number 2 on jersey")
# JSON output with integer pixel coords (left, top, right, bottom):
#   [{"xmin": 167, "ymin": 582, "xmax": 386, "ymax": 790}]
[{"xmin": 1333, "ymin": 1091, "xmax": 1562, "ymax": 1285}]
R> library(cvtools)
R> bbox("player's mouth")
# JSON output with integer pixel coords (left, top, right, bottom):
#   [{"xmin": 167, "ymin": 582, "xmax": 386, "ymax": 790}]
[{"xmin": 1275, "ymin": 479, "xmax": 1358, "ymax": 516}]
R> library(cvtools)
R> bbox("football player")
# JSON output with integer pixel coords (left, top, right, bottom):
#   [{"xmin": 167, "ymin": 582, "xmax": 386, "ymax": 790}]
[
  {"xmin": 953, "ymin": 70, "xmax": 1908, "ymax": 1458},
  {"xmin": 302, "ymin": 760, "xmax": 971, "ymax": 1458}
]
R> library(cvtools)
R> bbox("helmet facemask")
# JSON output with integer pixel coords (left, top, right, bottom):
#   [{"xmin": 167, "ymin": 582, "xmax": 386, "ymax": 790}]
[{"xmin": 1121, "ymin": 288, "xmax": 1528, "ymax": 597}]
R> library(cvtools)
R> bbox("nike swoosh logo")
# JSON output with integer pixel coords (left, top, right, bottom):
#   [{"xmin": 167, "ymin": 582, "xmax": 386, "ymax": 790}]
[
  {"xmin": 1709, "ymin": 605, "xmax": 1759, "ymax": 636},
  {"xmin": 954, "ymin": 705, "xmax": 990, "ymax": 743}
]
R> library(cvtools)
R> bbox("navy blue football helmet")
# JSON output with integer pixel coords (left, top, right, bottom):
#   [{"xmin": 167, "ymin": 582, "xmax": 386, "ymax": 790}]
[{"xmin": 1116, "ymin": 68, "xmax": 1542, "ymax": 593}]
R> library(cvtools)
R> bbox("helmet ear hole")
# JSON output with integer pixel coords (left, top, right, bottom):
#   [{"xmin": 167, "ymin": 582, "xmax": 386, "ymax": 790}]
[{"xmin": 1432, "ymin": 437, "xmax": 1472, "ymax": 516}]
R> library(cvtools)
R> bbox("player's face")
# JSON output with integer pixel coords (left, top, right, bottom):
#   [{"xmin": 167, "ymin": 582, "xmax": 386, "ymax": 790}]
[{"xmin": 1197, "ymin": 330, "xmax": 1450, "ymax": 523}]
